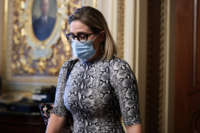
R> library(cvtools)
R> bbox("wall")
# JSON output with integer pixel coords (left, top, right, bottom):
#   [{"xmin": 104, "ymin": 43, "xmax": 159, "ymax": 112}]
[
  {"xmin": 0, "ymin": 0, "xmax": 176, "ymax": 132},
  {"xmin": 0, "ymin": 0, "xmax": 3, "ymax": 75}
]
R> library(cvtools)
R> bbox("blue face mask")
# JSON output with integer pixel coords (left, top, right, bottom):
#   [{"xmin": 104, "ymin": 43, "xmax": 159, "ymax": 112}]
[{"xmin": 71, "ymin": 40, "xmax": 96, "ymax": 62}]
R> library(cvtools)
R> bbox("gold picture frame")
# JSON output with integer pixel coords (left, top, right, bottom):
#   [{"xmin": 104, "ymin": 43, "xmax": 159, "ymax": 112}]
[
  {"xmin": 25, "ymin": 0, "xmax": 67, "ymax": 60},
  {"xmin": 2, "ymin": 0, "xmax": 82, "ymax": 91}
]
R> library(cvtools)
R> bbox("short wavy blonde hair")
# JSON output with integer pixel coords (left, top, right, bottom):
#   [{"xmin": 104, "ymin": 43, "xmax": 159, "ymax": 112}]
[{"xmin": 68, "ymin": 6, "xmax": 117, "ymax": 60}]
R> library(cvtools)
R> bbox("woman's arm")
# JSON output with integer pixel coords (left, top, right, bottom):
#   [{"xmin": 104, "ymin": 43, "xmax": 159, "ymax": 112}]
[
  {"xmin": 46, "ymin": 114, "xmax": 66, "ymax": 133},
  {"xmin": 125, "ymin": 124, "xmax": 142, "ymax": 133},
  {"xmin": 110, "ymin": 59, "xmax": 142, "ymax": 133}
]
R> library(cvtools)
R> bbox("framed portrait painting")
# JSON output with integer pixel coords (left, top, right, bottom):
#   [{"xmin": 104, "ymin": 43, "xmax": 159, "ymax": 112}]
[
  {"xmin": 1, "ymin": 0, "xmax": 83, "ymax": 91},
  {"xmin": 32, "ymin": 0, "xmax": 57, "ymax": 41}
]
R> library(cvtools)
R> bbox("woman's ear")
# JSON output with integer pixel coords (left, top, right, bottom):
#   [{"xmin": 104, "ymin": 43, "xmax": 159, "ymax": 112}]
[
  {"xmin": 94, "ymin": 31, "xmax": 105, "ymax": 46},
  {"xmin": 99, "ymin": 31, "xmax": 105, "ymax": 42}
]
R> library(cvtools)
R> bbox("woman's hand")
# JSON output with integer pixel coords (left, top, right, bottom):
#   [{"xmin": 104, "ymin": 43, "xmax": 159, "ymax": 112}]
[
  {"xmin": 46, "ymin": 114, "xmax": 66, "ymax": 133},
  {"xmin": 125, "ymin": 124, "xmax": 142, "ymax": 133}
]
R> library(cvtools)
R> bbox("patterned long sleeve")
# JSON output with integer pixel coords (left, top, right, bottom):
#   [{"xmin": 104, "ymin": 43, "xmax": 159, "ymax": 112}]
[
  {"xmin": 52, "ymin": 61, "xmax": 70, "ymax": 117},
  {"xmin": 110, "ymin": 58, "xmax": 141, "ymax": 126}
]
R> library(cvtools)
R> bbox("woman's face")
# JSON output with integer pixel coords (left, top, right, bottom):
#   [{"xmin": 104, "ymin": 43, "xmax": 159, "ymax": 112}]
[{"xmin": 70, "ymin": 20, "xmax": 104, "ymax": 60}]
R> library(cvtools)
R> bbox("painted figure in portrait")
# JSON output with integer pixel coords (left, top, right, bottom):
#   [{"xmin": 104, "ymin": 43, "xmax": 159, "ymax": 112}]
[{"xmin": 32, "ymin": 0, "xmax": 57, "ymax": 41}]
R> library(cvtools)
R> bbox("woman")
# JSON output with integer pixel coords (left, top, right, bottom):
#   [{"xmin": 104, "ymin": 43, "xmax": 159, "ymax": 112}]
[{"xmin": 46, "ymin": 6, "xmax": 142, "ymax": 133}]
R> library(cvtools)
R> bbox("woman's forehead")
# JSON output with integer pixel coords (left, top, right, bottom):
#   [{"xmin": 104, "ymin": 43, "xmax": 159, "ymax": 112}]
[{"xmin": 70, "ymin": 20, "xmax": 91, "ymax": 33}]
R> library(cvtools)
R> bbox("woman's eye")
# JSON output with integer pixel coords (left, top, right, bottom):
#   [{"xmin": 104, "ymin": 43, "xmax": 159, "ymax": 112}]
[{"xmin": 79, "ymin": 35, "xmax": 87, "ymax": 40}]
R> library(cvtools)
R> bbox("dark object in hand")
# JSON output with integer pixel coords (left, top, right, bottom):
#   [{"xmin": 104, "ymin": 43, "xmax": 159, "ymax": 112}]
[
  {"xmin": 39, "ymin": 103, "xmax": 73, "ymax": 133},
  {"xmin": 39, "ymin": 103, "xmax": 53, "ymax": 126}
]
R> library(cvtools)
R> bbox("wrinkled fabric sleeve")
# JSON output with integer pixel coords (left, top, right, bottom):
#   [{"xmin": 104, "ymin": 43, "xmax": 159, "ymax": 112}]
[
  {"xmin": 110, "ymin": 58, "xmax": 141, "ymax": 126},
  {"xmin": 51, "ymin": 62, "xmax": 69, "ymax": 117}
]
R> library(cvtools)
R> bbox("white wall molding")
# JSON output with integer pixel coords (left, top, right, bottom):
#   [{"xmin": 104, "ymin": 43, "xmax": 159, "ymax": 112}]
[
  {"xmin": 0, "ymin": 0, "xmax": 3, "ymax": 75},
  {"xmin": 124, "ymin": 0, "xmax": 136, "ymax": 68},
  {"xmin": 163, "ymin": 0, "xmax": 175, "ymax": 132},
  {"xmin": 96, "ymin": 0, "xmax": 118, "ymax": 42}
]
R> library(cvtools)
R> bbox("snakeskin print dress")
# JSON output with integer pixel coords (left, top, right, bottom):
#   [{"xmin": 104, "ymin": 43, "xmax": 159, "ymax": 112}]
[{"xmin": 52, "ymin": 57, "xmax": 141, "ymax": 133}]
